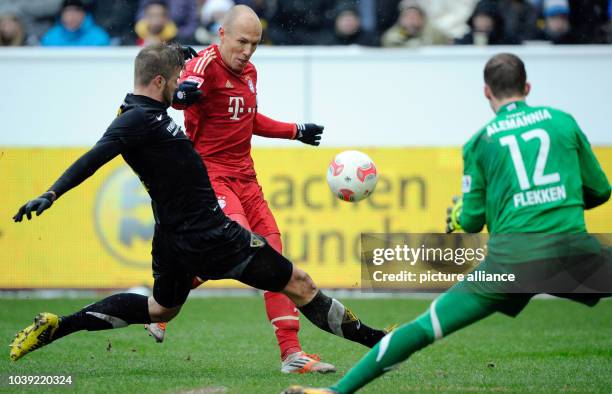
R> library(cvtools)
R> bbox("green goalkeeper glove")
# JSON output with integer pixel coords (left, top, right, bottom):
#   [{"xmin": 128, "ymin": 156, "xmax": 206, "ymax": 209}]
[{"xmin": 445, "ymin": 196, "xmax": 463, "ymax": 233}]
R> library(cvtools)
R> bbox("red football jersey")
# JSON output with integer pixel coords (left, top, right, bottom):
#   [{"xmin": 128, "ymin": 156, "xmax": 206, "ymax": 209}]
[{"xmin": 175, "ymin": 44, "xmax": 296, "ymax": 180}]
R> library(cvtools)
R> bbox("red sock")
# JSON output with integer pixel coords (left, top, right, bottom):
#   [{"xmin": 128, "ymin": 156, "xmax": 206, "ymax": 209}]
[
  {"xmin": 264, "ymin": 291, "xmax": 301, "ymax": 360},
  {"xmin": 264, "ymin": 231, "xmax": 301, "ymax": 359}
]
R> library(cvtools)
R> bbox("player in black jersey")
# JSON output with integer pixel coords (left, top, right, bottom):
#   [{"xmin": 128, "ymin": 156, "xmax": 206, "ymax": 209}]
[{"xmin": 10, "ymin": 43, "xmax": 387, "ymax": 362}]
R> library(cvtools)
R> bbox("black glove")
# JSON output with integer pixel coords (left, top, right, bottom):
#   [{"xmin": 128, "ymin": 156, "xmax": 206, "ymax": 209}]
[
  {"xmin": 13, "ymin": 192, "xmax": 55, "ymax": 222},
  {"xmin": 296, "ymin": 123, "xmax": 324, "ymax": 146},
  {"xmin": 181, "ymin": 45, "xmax": 198, "ymax": 61},
  {"xmin": 173, "ymin": 80, "xmax": 202, "ymax": 107}
]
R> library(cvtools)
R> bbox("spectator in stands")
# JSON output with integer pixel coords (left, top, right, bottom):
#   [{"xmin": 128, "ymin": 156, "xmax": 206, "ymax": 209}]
[
  {"xmin": 137, "ymin": 0, "xmax": 197, "ymax": 43},
  {"xmin": 455, "ymin": 0, "xmax": 516, "ymax": 45},
  {"xmin": 194, "ymin": 0, "xmax": 234, "ymax": 45},
  {"xmin": 0, "ymin": 13, "xmax": 26, "ymax": 46},
  {"xmin": 266, "ymin": 0, "xmax": 335, "ymax": 45},
  {"xmin": 320, "ymin": 3, "xmax": 379, "ymax": 46},
  {"xmin": 382, "ymin": 0, "xmax": 449, "ymax": 47},
  {"xmin": 41, "ymin": 0, "xmax": 110, "ymax": 46},
  {"xmin": 135, "ymin": 0, "xmax": 178, "ymax": 46},
  {"xmin": 528, "ymin": 0, "xmax": 544, "ymax": 8},
  {"xmin": 607, "ymin": 1, "xmax": 612, "ymax": 43},
  {"xmin": 420, "ymin": 0, "xmax": 478, "ymax": 40},
  {"xmin": 87, "ymin": 0, "xmax": 139, "ymax": 45},
  {"xmin": 534, "ymin": 0, "xmax": 578, "ymax": 43},
  {"xmin": 0, "ymin": 0, "xmax": 62, "ymax": 42},
  {"xmin": 566, "ymin": 0, "xmax": 609, "ymax": 43},
  {"xmin": 235, "ymin": 0, "xmax": 267, "ymax": 17},
  {"xmin": 341, "ymin": 0, "xmax": 402, "ymax": 36},
  {"xmin": 497, "ymin": 0, "xmax": 539, "ymax": 43}
]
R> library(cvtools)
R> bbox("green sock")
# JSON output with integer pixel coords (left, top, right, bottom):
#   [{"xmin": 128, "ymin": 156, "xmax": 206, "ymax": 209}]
[
  {"xmin": 330, "ymin": 321, "xmax": 433, "ymax": 394},
  {"xmin": 329, "ymin": 289, "xmax": 497, "ymax": 393}
]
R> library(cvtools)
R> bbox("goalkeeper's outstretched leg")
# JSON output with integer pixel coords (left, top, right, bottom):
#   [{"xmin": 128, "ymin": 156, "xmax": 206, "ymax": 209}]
[{"xmin": 283, "ymin": 289, "xmax": 498, "ymax": 394}]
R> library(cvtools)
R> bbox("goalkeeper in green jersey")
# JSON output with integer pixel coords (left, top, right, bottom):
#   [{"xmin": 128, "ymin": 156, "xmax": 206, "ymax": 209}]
[{"xmin": 283, "ymin": 53, "xmax": 611, "ymax": 394}]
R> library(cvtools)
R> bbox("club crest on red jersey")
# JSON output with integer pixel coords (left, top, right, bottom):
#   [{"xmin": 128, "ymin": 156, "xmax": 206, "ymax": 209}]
[{"xmin": 247, "ymin": 78, "xmax": 255, "ymax": 93}]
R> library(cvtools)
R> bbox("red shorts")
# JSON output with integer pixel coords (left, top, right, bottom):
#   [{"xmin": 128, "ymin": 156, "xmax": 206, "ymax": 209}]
[{"xmin": 210, "ymin": 175, "xmax": 280, "ymax": 237}]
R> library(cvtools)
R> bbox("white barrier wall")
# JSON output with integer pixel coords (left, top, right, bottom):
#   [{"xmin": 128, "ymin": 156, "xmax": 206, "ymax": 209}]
[{"xmin": 1, "ymin": 46, "xmax": 611, "ymax": 147}]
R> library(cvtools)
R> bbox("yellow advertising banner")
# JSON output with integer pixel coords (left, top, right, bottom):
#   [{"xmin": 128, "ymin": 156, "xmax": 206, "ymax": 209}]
[{"xmin": 1, "ymin": 147, "xmax": 610, "ymax": 289}]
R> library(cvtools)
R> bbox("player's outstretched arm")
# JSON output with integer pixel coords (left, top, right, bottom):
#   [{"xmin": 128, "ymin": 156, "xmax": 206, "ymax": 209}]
[
  {"xmin": 575, "ymin": 128, "xmax": 611, "ymax": 209},
  {"xmin": 13, "ymin": 138, "xmax": 123, "ymax": 222},
  {"xmin": 458, "ymin": 193, "xmax": 486, "ymax": 233},
  {"xmin": 253, "ymin": 113, "xmax": 324, "ymax": 146},
  {"xmin": 454, "ymin": 157, "xmax": 486, "ymax": 233},
  {"xmin": 253, "ymin": 113, "xmax": 299, "ymax": 139},
  {"xmin": 13, "ymin": 106, "xmax": 151, "ymax": 222},
  {"xmin": 456, "ymin": 140, "xmax": 486, "ymax": 233}
]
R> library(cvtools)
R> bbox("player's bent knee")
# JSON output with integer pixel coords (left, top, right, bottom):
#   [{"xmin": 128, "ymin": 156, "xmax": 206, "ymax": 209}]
[
  {"xmin": 282, "ymin": 267, "xmax": 318, "ymax": 306},
  {"xmin": 147, "ymin": 296, "xmax": 182, "ymax": 322}
]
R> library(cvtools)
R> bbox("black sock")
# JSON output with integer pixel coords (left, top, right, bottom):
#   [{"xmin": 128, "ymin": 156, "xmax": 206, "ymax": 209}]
[
  {"xmin": 298, "ymin": 291, "xmax": 386, "ymax": 348},
  {"xmin": 53, "ymin": 293, "xmax": 151, "ymax": 340}
]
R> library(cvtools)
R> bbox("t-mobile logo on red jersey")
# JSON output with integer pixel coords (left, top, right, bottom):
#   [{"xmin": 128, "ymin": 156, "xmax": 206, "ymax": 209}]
[
  {"xmin": 228, "ymin": 96, "xmax": 255, "ymax": 120},
  {"xmin": 228, "ymin": 96, "xmax": 244, "ymax": 120}
]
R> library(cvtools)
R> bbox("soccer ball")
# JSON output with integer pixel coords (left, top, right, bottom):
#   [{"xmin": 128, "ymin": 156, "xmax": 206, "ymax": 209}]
[{"xmin": 327, "ymin": 150, "xmax": 378, "ymax": 202}]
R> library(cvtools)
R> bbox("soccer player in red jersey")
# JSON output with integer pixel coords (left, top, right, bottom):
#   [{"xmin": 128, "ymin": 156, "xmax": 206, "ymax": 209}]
[{"xmin": 146, "ymin": 5, "xmax": 332, "ymax": 374}]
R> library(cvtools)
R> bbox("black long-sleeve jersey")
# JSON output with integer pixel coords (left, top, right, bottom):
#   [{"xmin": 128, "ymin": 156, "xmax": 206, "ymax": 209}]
[{"xmin": 50, "ymin": 93, "xmax": 224, "ymax": 232}]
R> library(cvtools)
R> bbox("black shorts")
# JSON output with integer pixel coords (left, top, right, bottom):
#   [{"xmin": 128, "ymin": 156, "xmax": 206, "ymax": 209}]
[{"xmin": 152, "ymin": 219, "xmax": 293, "ymax": 308}]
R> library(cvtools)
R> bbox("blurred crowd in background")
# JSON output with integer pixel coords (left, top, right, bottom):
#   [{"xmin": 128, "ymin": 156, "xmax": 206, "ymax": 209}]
[{"xmin": 1, "ymin": 0, "xmax": 611, "ymax": 47}]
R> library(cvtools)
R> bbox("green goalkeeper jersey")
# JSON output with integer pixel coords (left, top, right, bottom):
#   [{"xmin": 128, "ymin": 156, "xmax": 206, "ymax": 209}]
[{"xmin": 460, "ymin": 101, "xmax": 610, "ymax": 237}]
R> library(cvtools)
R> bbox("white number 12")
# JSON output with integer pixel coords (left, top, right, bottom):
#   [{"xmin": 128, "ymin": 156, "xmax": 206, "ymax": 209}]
[{"xmin": 499, "ymin": 128, "xmax": 560, "ymax": 191}]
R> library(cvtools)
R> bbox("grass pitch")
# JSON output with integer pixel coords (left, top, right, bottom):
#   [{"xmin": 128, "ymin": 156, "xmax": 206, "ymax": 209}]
[{"xmin": 0, "ymin": 297, "xmax": 611, "ymax": 393}]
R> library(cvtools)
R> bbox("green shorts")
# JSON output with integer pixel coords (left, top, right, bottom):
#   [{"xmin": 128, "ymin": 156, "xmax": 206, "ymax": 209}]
[{"xmin": 448, "ymin": 248, "xmax": 612, "ymax": 317}]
